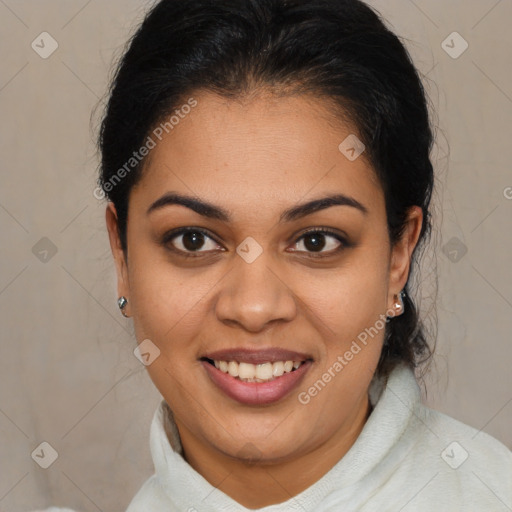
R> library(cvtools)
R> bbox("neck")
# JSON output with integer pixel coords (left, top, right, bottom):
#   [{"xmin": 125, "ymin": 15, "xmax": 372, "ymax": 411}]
[{"xmin": 174, "ymin": 395, "xmax": 371, "ymax": 509}]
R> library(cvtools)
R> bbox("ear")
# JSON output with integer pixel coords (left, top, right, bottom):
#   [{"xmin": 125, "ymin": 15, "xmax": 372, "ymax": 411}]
[
  {"xmin": 387, "ymin": 206, "xmax": 423, "ymax": 312},
  {"xmin": 105, "ymin": 202, "xmax": 130, "ymax": 315}
]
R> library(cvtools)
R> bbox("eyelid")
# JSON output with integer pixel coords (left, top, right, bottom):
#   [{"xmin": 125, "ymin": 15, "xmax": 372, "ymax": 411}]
[
  {"xmin": 288, "ymin": 227, "xmax": 348, "ymax": 256},
  {"xmin": 161, "ymin": 227, "xmax": 223, "ymax": 256},
  {"xmin": 161, "ymin": 226, "xmax": 349, "ymax": 257},
  {"xmin": 294, "ymin": 226, "xmax": 348, "ymax": 242}
]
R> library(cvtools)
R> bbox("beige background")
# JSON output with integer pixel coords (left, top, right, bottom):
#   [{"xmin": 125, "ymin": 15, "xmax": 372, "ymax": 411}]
[{"xmin": 0, "ymin": 0, "xmax": 511, "ymax": 510}]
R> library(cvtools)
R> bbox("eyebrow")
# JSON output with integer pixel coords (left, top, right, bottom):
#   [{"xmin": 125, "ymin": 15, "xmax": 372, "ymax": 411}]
[{"xmin": 146, "ymin": 191, "xmax": 368, "ymax": 222}]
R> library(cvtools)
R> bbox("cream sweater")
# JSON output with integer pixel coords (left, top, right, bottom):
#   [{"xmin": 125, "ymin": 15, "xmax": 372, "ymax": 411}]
[{"xmin": 35, "ymin": 363, "xmax": 512, "ymax": 511}]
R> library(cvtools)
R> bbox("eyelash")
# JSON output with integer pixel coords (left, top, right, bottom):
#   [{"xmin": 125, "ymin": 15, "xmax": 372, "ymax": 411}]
[{"xmin": 161, "ymin": 226, "xmax": 349, "ymax": 259}]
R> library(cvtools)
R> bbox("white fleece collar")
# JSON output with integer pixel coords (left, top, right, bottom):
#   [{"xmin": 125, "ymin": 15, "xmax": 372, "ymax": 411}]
[{"xmin": 138, "ymin": 363, "xmax": 420, "ymax": 511}]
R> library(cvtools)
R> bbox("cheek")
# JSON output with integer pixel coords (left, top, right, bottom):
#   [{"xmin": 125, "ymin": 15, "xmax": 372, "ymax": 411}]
[
  {"xmin": 127, "ymin": 246, "xmax": 223, "ymax": 357},
  {"xmin": 295, "ymin": 265, "xmax": 387, "ymax": 428},
  {"xmin": 297, "ymin": 253, "xmax": 389, "ymax": 340},
  {"xmin": 127, "ymin": 255, "xmax": 209, "ymax": 405}
]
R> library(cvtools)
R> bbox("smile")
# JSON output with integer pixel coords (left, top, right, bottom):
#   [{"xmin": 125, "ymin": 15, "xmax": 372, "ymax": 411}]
[
  {"xmin": 200, "ymin": 357, "xmax": 313, "ymax": 405},
  {"xmin": 210, "ymin": 359, "xmax": 304, "ymax": 382}
]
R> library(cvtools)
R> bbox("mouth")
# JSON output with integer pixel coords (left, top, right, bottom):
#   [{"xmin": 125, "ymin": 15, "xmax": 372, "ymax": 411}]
[
  {"xmin": 200, "ymin": 357, "xmax": 308, "ymax": 383},
  {"xmin": 199, "ymin": 348, "xmax": 313, "ymax": 405}
]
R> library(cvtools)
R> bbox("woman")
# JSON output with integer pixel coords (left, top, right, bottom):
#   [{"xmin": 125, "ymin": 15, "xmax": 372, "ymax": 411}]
[{"xmin": 36, "ymin": 0, "xmax": 512, "ymax": 510}]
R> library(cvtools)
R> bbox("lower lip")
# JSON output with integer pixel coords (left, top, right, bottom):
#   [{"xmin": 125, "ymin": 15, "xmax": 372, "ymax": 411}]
[{"xmin": 201, "ymin": 360, "xmax": 312, "ymax": 406}]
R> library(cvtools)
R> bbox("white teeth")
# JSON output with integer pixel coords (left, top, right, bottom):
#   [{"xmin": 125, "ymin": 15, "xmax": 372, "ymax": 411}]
[
  {"xmin": 256, "ymin": 362, "xmax": 273, "ymax": 380},
  {"xmin": 284, "ymin": 361, "xmax": 293, "ymax": 372},
  {"xmin": 211, "ymin": 359, "xmax": 305, "ymax": 382},
  {"xmin": 238, "ymin": 362, "xmax": 255, "ymax": 380},
  {"xmin": 228, "ymin": 361, "xmax": 239, "ymax": 377},
  {"xmin": 272, "ymin": 361, "xmax": 284, "ymax": 377}
]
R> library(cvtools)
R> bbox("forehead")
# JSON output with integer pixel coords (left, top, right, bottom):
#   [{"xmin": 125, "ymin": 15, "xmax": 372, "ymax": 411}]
[{"xmin": 132, "ymin": 90, "xmax": 383, "ymax": 216}]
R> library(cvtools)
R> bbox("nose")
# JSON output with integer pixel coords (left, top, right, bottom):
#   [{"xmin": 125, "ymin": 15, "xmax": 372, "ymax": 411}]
[{"xmin": 215, "ymin": 250, "xmax": 297, "ymax": 333}]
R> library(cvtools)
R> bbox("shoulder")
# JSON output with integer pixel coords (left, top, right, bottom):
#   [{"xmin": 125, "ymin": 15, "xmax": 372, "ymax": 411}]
[
  {"xmin": 421, "ymin": 404, "xmax": 512, "ymax": 465},
  {"xmin": 402, "ymin": 403, "xmax": 512, "ymax": 507}
]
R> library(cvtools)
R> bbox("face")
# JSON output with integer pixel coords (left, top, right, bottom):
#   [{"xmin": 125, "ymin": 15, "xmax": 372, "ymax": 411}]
[{"xmin": 107, "ymin": 90, "xmax": 422, "ymax": 466}]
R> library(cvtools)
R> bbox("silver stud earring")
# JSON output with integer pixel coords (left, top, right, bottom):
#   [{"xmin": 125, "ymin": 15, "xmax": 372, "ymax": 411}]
[
  {"xmin": 117, "ymin": 296, "xmax": 129, "ymax": 317},
  {"xmin": 393, "ymin": 290, "xmax": 405, "ymax": 315},
  {"xmin": 387, "ymin": 290, "xmax": 405, "ymax": 319}
]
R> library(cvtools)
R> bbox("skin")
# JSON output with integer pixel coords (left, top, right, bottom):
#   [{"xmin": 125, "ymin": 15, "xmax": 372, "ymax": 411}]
[{"xmin": 106, "ymin": 90, "xmax": 423, "ymax": 508}]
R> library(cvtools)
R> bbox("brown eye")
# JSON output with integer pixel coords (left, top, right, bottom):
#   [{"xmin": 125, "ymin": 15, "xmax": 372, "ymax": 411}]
[
  {"xmin": 162, "ymin": 228, "xmax": 222, "ymax": 256},
  {"xmin": 291, "ymin": 229, "xmax": 347, "ymax": 256},
  {"xmin": 181, "ymin": 231, "xmax": 206, "ymax": 251}
]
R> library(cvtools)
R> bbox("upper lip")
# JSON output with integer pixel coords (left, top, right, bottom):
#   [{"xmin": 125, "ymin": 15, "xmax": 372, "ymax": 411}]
[{"xmin": 201, "ymin": 347, "xmax": 313, "ymax": 365}]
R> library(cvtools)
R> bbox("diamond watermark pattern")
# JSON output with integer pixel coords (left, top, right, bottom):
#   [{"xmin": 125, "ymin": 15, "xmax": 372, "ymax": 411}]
[
  {"xmin": 32, "ymin": 237, "xmax": 58, "ymax": 263},
  {"xmin": 31, "ymin": 32, "xmax": 59, "ymax": 59},
  {"xmin": 338, "ymin": 134, "xmax": 365, "ymax": 161},
  {"xmin": 31, "ymin": 441, "xmax": 58, "ymax": 469},
  {"xmin": 236, "ymin": 442, "xmax": 263, "ymax": 462},
  {"xmin": 441, "ymin": 441, "xmax": 469, "ymax": 469},
  {"xmin": 442, "ymin": 236, "xmax": 468, "ymax": 263},
  {"xmin": 441, "ymin": 32, "xmax": 468, "ymax": 59},
  {"xmin": 236, "ymin": 237, "xmax": 263, "ymax": 264},
  {"xmin": 134, "ymin": 338, "xmax": 161, "ymax": 366}
]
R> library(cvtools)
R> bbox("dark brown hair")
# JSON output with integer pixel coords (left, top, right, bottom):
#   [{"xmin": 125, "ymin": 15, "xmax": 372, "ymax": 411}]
[{"xmin": 98, "ymin": 0, "xmax": 436, "ymax": 377}]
